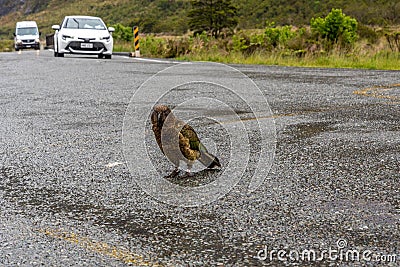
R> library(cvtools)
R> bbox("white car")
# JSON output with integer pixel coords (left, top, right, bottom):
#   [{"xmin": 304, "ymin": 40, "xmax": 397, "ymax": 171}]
[{"xmin": 52, "ymin": 15, "xmax": 114, "ymax": 59}]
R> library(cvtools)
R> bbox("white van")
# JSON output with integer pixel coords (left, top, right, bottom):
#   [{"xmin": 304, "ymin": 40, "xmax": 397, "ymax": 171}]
[{"xmin": 14, "ymin": 21, "xmax": 41, "ymax": 51}]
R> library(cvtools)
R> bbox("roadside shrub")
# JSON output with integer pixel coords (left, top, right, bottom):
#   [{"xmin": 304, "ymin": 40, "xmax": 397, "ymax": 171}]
[
  {"xmin": 112, "ymin": 23, "xmax": 133, "ymax": 42},
  {"xmin": 232, "ymin": 31, "xmax": 251, "ymax": 52},
  {"xmin": 357, "ymin": 24, "xmax": 381, "ymax": 44},
  {"xmin": 284, "ymin": 27, "xmax": 313, "ymax": 57},
  {"xmin": 141, "ymin": 35, "xmax": 166, "ymax": 57},
  {"xmin": 193, "ymin": 31, "xmax": 211, "ymax": 46},
  {"xmin": 189, "ymin": 32, "xmax": 209, "ymax": 53},
  {"xmin": 286, "ymin": 27, "xmax": 310, "ymax": 50},
  {"xmin": 311, "ymin": 8, "xmax": 358, "ymax": 49},
  {"xmin": 231, "ymin": 24, "xmax": 300, "ymax": 55},
  {"xmin": 0, "ymin": 40, "xmax": 13, "ymax": 52},
  {"xmin": 164, "ymin": 37, "xmax": 191, "ymax": 58},
  {"xmin": 385, "ymin": 31, "xmax": 400, "ymax": 52},
  {"xmin": 229, "ymin": 30, "xmax": 265, "ymax": 55},
  {"xmin": 264, "ymin": 22, "xmax": 296, "ymax": 49}
]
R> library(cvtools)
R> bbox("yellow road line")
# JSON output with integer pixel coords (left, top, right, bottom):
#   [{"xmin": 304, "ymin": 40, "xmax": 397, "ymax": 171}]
[
  {"xmin": 354, "ymin": 83, "xmax": 400, "ymax": 101},
  {"xmin": 39, "ymin": 228, "xmax": 162, "ymax": 266},
  {"xmin": 222, "ymin": 83, "xmax": 400, "ymax": 125},
  {"xmin": 218, "ymin": 109, "xmax": 326, "ymax": 125}
]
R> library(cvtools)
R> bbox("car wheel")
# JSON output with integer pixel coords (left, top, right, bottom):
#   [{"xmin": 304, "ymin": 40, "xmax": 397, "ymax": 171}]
[
  {"xmin": 98, "ymin": 54, "xmax": 104, "ymax": 59},
  {"xmin": 105, "ymin": 54, "xmax": 112, "ymax": 59},
  {"xmin": 55, "ymin": 40, "xmax": 63, "ymax": 57}
]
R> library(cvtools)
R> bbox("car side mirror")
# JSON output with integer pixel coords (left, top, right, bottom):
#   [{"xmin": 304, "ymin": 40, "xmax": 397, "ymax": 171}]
[
  {"xmin": 52, "ymin": 25, "xmax": 60, "ymax": 31},
  {"xmin": 13, "ymin": 33, "xmax": 16, "ymax": 37},
  {"xmin": 108, "ymin": 27, "xmax": 115, "ymax": 33},
  {"xmin": 39, "ymin": 32, "xmax": 42, "ymax": 36}
]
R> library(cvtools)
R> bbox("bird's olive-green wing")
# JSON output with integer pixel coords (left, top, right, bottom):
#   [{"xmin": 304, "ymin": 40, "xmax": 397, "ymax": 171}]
[
  {"xmin": 180, "ymin": 124, "xmax": 219, "ymax": 168},
  {"xmin": 181, "ymin": 124, "xmax": 206, "ymax": 151},
  {"xmin": 178, "ymin": 133, "xmax": 200, "ymax": 161},
  {"xmin": 178, "ymin": 124, "xmax": 202, "ymax": 160}
]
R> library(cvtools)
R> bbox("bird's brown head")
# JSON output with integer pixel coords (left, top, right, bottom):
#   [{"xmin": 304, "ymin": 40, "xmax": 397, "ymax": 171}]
[{"xmin": 151, "ymin": 104, "xmax": 172, "ymax": 129}]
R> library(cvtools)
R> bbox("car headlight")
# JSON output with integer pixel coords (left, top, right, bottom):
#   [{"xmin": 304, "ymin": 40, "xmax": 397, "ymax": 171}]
[
  {"xmin": 16, "ymin": 39, "xmax": 22, "ymax": 44},
  {"xmin": 101, "ymin": 36, "xmax": 111, "ymax": 41},
  {"xmin": 62, "ymin": 34, "xmax": 73, "ymax": 40},
  {"xmin": 35, "ymin": 38, "xmax": 40, "ymax": 43}
]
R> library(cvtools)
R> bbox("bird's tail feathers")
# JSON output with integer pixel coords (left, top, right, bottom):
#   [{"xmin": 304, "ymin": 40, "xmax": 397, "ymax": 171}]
[{"xmin": 199, "ymin": 151, "xmax": 221, "ymax": 169}]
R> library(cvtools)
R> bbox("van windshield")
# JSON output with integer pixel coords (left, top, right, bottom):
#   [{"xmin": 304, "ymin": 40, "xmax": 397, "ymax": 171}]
[{"xmin": 16, "ymin": 27, "xmax": 38, "ymax": 36}]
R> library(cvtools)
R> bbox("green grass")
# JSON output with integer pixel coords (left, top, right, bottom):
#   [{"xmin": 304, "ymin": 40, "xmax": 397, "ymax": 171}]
[
  {"xmin": 2, "ymin": 38, "xmax": 398, "ymax": 70},
  {"xmin": 118, "ymin": 34, "xmax": 400, "ymax": 70},
  {"xmin": 0, "ymin": 40, "xmax": 14, "ymax": 52},
  {"xmin": 115, "ymin": 37, "xmax": 400, "ymax": 70},
  {"xmin": 175, "ymin": 50, "xmax": 400, "ymax": 70},
  {"xmin": 112, "ymin": 41, "xmax": 134, "ymax": 53}
]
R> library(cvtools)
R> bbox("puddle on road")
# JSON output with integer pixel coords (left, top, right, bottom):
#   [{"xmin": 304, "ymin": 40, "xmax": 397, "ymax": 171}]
[
  {"xmin": 284, "ymin": 121, "xmax": 336, "ymax": 141},
  {"xmin": 165, "ymin": 168, "xmax": 222, "ymax": 187},
  {"xmin": 0, "ymin": 164, "xmax": 232, "ymax": 264}
]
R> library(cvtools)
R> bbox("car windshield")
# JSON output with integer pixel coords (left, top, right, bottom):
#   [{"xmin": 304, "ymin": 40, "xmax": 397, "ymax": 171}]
[
  {"xmin": 16, "ymin": 27, "xmax": 38, "ymax": 36},
  {"xmin": 64, "ymin": 18, "xmax": 106, "ymax": 30}
]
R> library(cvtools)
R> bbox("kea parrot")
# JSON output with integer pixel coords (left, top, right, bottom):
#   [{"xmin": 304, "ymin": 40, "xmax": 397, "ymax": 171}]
[{"xmin": 151, "ymin": 104, "xmax": 221, "ymax": 177}]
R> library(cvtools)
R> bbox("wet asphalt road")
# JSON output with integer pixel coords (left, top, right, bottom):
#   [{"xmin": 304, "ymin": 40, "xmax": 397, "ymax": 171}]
[{"xmin": 0, "ymin": 50, "xmax": 399, "ymax": 266}]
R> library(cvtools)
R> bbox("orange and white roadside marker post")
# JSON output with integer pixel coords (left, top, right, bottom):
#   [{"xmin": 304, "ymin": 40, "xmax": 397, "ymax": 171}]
[{"xmin": 130, "ymin": 26, "xmax": 140, "ymax": 57}]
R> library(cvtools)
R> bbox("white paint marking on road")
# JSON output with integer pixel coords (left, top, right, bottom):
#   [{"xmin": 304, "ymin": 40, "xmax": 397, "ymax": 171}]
[
  {"xmin": 131, "ymin": 57, "xmax": 186, "ymax": 64},
  {"xmin": 105, "ymin": 162, "xmax": 124, "ymax": 168}
]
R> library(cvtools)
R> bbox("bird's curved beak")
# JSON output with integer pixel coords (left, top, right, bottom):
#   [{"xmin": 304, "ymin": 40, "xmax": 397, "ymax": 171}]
[{"xmin": 151, "ymin": 110, "xmax": 159, "ymax": 126}]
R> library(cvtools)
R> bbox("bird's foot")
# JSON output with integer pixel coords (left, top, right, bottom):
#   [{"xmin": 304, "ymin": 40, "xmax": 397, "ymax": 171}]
[
  {"xmin": 165, "ymin": 168, "xmax": 180, "ymax": 178},
  {"xmin": 185, "ymin": 170, "xmax": 194, "ymax": 177},
  {"xmin": 177, "ymin": 169, "xmax": 194, "ymax": 179}
]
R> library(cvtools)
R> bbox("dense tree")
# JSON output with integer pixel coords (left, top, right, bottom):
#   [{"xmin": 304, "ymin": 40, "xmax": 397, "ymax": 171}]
[{"xmin": 188, "ymin": 0, "xmax": 238, "ymax": 38}]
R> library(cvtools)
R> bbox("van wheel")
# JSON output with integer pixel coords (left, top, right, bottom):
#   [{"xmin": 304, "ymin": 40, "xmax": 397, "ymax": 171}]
[
  {"xmin": 54, "ymin": 51, "xmax": 58, "ymax": 57},
  {"xmin": 105, "ymin": 54, "xmax": 112, "ymax": 59},
  {"xmin": 15, "ymin": 47, "xmax": 19, "ymax": 51},
  {"xmin": 98, "ymin": 54, "xmax": 104, "ymax": 59},
  {"xmin": 57, "ymin": 53, "xmax": 64, "ymax": 57}
]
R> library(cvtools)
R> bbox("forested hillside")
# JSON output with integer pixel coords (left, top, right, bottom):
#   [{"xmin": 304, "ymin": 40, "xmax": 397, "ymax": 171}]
[
  {"xmin": 0, "ymin": 0, "xmax": 399, "ymax": 38},
  {"xmin": 235, "ymin": 0, "xmax": 399, "ymax": 27}
]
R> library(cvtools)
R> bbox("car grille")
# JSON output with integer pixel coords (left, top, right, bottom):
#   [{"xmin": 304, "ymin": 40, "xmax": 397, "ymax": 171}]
[
  {"xmin": 22, "ymin": 39, "xmax": 35, "ymax": 43},
  {"xmin": 66, "ymin": 41, "xmax": 106, "ymax": 52}
]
